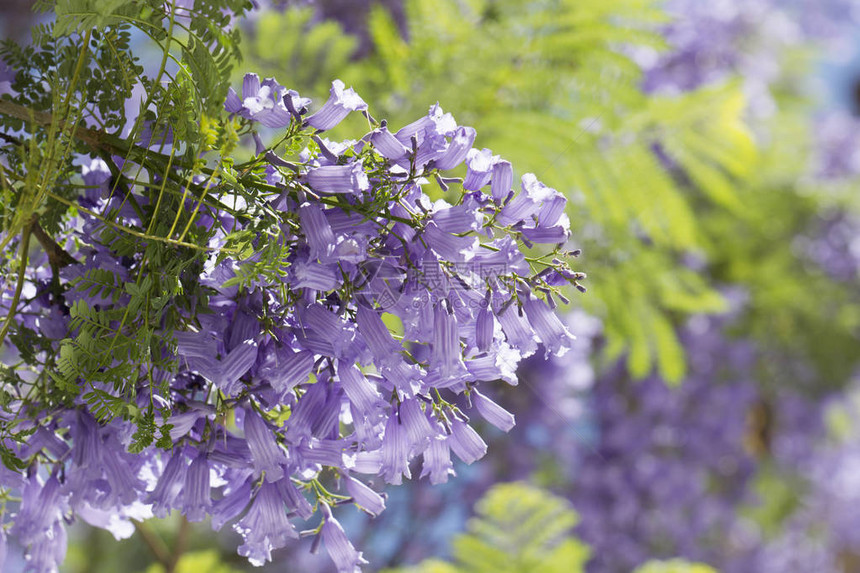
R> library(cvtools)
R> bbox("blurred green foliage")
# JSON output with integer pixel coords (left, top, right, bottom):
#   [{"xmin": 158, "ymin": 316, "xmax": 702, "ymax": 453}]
[
  {"xmin": 382, "ymin": 483, "xmax": 716, "ymax": 573},
  {"xmin": 144, "ymin": 550, "xmax": 243, "ymax": 573},
  {"xmin": 633, "ymin": 559, "xmax": 718, "ymax": 573},
  {"xmin": 381, "ymin": 482, "xmax": 590, "ymax": 573}
]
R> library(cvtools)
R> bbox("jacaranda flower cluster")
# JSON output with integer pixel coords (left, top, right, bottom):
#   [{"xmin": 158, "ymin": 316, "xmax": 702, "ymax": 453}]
[{"xmin": 0, "ymin": 73, "xmax": 584, "ymax": 572}]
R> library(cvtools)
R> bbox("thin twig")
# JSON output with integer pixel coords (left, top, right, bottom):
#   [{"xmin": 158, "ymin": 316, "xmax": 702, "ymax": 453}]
[
  {"xmin": 167, "ymin": 517, "xmax": 191, "ymax": 573},
  {"xmin": 134, "ymin": 521, "xmax": 172, "ymax": 569},
  {"xmin": 0, "ymin": 216, "xmax": 34, "ymax": 347}
]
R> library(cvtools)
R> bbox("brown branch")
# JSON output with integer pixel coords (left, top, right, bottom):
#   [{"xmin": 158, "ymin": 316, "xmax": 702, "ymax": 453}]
[
  {"xmin": 0, "ymin": 99, "xmax": 109, "ymax": 152},
  {"xmin": 31, "ymin": 221, "xmax": 78, "ymax": 269},
  {"xmin": 167, "ymin": 517, "xmax": 191, "ymax": 573}
]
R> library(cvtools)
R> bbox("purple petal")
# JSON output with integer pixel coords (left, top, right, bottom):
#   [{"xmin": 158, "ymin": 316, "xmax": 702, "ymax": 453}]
[
  {"xmin": 449, "ymin": 418, "xmax": 487, "ymax": 464},
  {"xmin": 338, "ymin": 362, "xmax": 384, "ymax": 416},
  {"xmin": 243, "ymin": 408, "xmax": 286, "ymax": 482},
  {"xmin": 520, "ymin": 225, "xmax": 568, "ymax": 244},
  {"xmin": 307, "ymin": 80, "xmax": 367, "ymax": 131},
  {"xmin": 432, "ymin": 302, "xmax": 461, "ymax": 378},
  {"xmin": 472, "ymin": 389, "xmax": 515, "ymax": 432},
  {"xmin": 293, "ymin": 259, "xmax": 340, "ymax": 290},
  {"xmin": 380, "ymin": 415, "xmax": 411, "ymax": 485},
  {"xmin": 491, "ymin": 160, "xmax": 513, "ymax": 203},
  {"xmin": 400, "ymin": 398, "xmax": 436, "ymax": 454},
  {"xmin": 262, "ymin": 347, "xmax": 314, "ymax": 395},
  {"xmin": 343, "ymin": 475, "xmax": 385, "ymax": 516},
  {"xmin": 182, "ymin": 453, "xmax": 212, "ymax": 522},
  {"xmin": 370, "ymin": 126, "xmax": 408, "ymax": 160},
  {"xmin": 235, "ymin": 481, "xmax": 297, "ymax": 566},
  {"xmin": 463, "ymin": 148, "xmax": 497, "ymax": 190},
  {"xmin": 305, "ymin": 163, "xmax": 370, "ymax": 195},
  {"xmin": 299, "ymin": 202, "xmax": 336, "ymax": 261},
  {"xmin": 435, "ymin": 126, "xmax": 477, "ymax": 170},
  {"xmin": 211, "ymin": 480, "xmax": 252, "ymax": 530},
  {"xmin": 423, "ymin": 221, "xmax": 478, "ymax": 262},
  {"xmin": 475, "ymin": 306, "xmax": 494, "ymax": 352},
  {"xmin": 523, "ymin": 295, "xmax": 574, "ymax": 354},
  {"xmin": 321, "ymin": 505, "xmax": 368, "ymax": 573},
  {"xmin": 147, "ymin": 454, "xmax": 187, "ymax": 518},
  {"xmin": 243, "ymin": 73, "xmax": 261, "ymax": 99},
  {"xmin": 421, "ymin": 435, "xmax": 455, "ymax": 484},
  {"xmin": 432, "ymin": 203, "xmax": 482, "ymax": 234},
  {"xmin": 219, "ymin": 340, "xmax": 259, "ymax": 396},
  {"xmin": 356, "ymin": 305, "xmax": 401, "ymax": 364}
]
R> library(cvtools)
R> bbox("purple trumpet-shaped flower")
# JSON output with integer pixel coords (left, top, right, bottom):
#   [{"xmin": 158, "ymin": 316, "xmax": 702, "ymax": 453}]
[
  {"xmin": 24, "ymin": 428, "xmax": 68, "ymax": 461},
  {"xmin": 275, "ymin": 477, "xmax": 314, "ymax": 520},
  {"xmin": 414, "ymin": 133, "xmax": 449, "ymax": 168},
  {"xmin": 400, "ymin": 398, "xmax": 436, "ymax": 455},
  {"xmin": 219, "ymin": 340, "xmax": 260, "ymax": 395},
  {"xmin": 395, "ymin": 103, "xmax": 458, "ymax": 145},
  {"xmin": 235, "ymin": 481, "xmax": 298, "ymax": 566},
  {"xmin": 27, "ymin": 521, "xmax": 68, "ymax": 573},
  {"xmin": 80, "ymin": 158, "xmax": 111, "ymax": 206},
  {"xmin": 476, "ymin": 305, "xmax": 495, "ymax": 352},
  {"xmin": 182, "ymin": 453, "xmax": 212, "ymax": 522},
  {"xmin": 225, "ymin": 74, "xmax": 301, "ymax": 128},
  {"xmin": 148, "ymin": 453, "xmax": 187, "ymax": 518},
  {"xmin": 307, "ymin": 79, "xmax": 368, "ymax": 131},
  {"xmin": 296, "ymin": 303, "xmax": 357, "ymax": 359},
  {"xmin": 305, "ymin": 163, "xmax": 370, "ymax": 195},
  {"xmin": 174, "ymin": 330, "xmax": 217, "ymax": 360},
  {"xmin": 101, "ymin": 437, "xmax": 145, "ymax": 505},
  {"xmin": 168, "ymin": 404, "xmax": 212, "ymax": 441},
  {"xmin": 496, "ymin": 298, "xmax": 539, "ymax": 356},
  {"xmin": 320, "ymin": 504, "xmax": 368, "ymax": 573},
  {"xmin": 466, "ymin": 351, "xmax": 517, "ymax": 384},
  {"xmin": 285, "ymin": 381, "xmax": 341, "ymax": 440},
  {"xmin": 259, "ymin": 346, "xmax": 314, "ymax": 395},
  {"xmin": 192, "ymin": 339, "xmax": 258, "ymax": 397},
  {"xmin": 295, "ymin": 437, "xmax": 347, "ymax": 470},
  {"xmin": 472, "ymin": 389, "xmax": 516, "ymax": 432},
  {"xmin": 369, "ymin": 126, "xmax": 409, "ymax": 160},
  {"xmin": 211, "ymin": 480, "xmax": 252, "ymax": 531},
  {"xmin": 491, "ymin": 160, "xmax": 513, "ymax": 203},
  {"xmin": 356, "ymin": 305, "xmax": 402, "ymax": 365},
  {"xmin": 520, "ymin": 224, "xmax": 569, "ymax": 244},
  {"xmin": 421, "ymin": 434, "xmax": 455, "ymax": 484},
  {"xmin": 435, "ymin": 126, "xmax": 477, "ymax": 170},
  {"xmin": 449, "ymin": 417, "xmax": 488, "ymax": 464},
  {"xmin": 299, "ymin": 202, "xmax": 336, "ymax": 261},
  {"xmin": 338, "ymin": 362, "xmax": 384, "ymax": 416},
  {"xmin": 380, "ymin": 414, "xmax": 411, "ymax": 485},
  {"xmin": 343, "ymin": 474, "xmax": 386, "ymax": 516},
  {"xmin": 523, "ymin": 295, "xmax": 574, "ymax": 354},
  {"xmin": 243, "ymin": 408, "xmax": 287, "ymax": 482},
  {"xmin": 432, "ymin": 201, "xmax": 483, "ymax": 234},
  {"xmin": 463, "ymin": 148, "xmax": 498, "ymax": 190},
  {"xmin": 12, "ymin": 474, "xmax": 64, "ymax": 544},
  {"xmin": 71, "ymin": 410, "xmax": 101, "ymax": 469},
  {"xmin": 423, "ymin": 221, "xmax": 478, "ymax": 262},
  {"xmin": 498, "ymin": 173, "xmax": 565, "ymax": 227},
  {"xmin": 432, "ymin": 302, "xmax": 462, "ymax": 378}
]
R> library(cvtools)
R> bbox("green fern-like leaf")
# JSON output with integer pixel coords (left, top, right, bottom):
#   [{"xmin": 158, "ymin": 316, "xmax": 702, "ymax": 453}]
[{"xmin": 383, "ymin": 483, "xmax": 590, "ymax": 573}]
